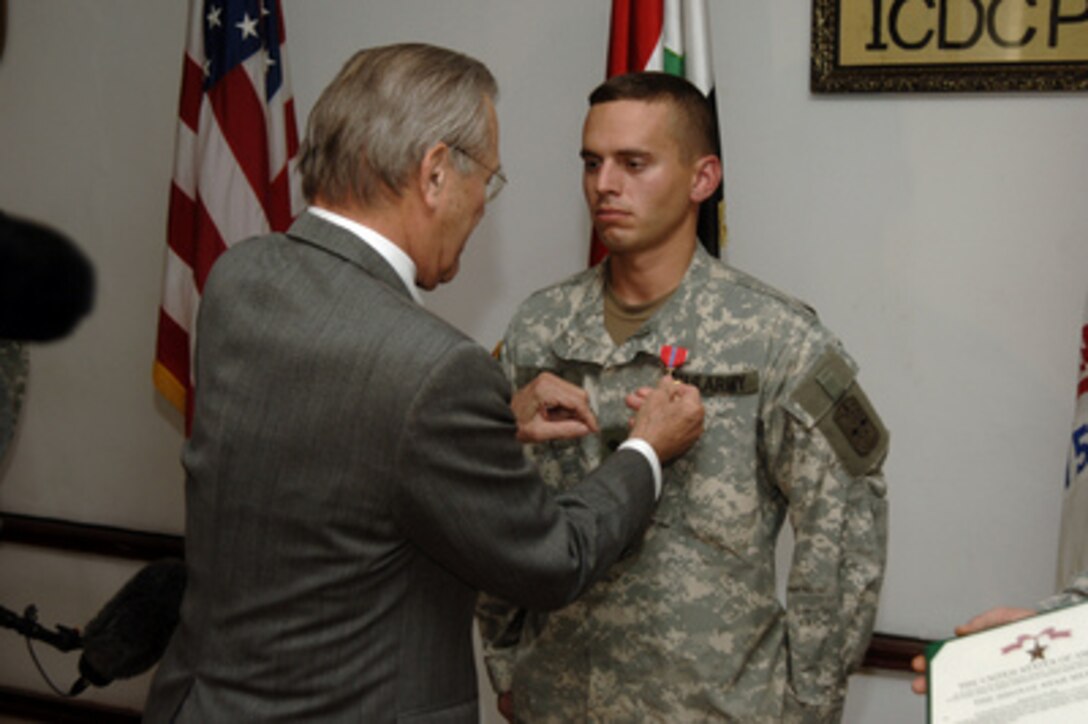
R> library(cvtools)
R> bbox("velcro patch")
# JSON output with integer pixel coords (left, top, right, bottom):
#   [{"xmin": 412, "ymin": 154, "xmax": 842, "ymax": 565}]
[
  {"xmin": 673, "ymin": 370, "xmax": 759, "ymax": 396},
  {"xmin": 833, "ymin": 394, "xmax": 882, "ymax": 457},
  {"xmin": 791, "ymin": 349, "xmax": 888, "ymax": 476}
]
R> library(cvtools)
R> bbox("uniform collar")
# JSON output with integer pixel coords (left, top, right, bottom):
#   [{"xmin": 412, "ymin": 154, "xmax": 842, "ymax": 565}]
[{"xmin": 550, "ymin": 245, "xmax": 716, "ymax": 369}]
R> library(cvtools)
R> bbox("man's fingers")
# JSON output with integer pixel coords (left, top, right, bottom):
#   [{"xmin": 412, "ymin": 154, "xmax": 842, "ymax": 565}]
[
  {"xmin": 954, "ymin": 607, "xmax": 1035, "ymax": 637},
  {"xmin": 624, "ymin": 387, "xmax": 654, "ymax": 412},
  {"xmin": 497, "ymin": 692, "xmax": 514, "ymax": 722},
  {"xmin": 517, "ymin": 418, "xmax": 593, "ymax": 443},
  {"xmin": 911, "ymin": 676, "xmax": 928, "ymax": 696},
  {"xmin": 513, "ymin": 372, "xmax": 600, "ymax": 440},
  {"xmin": 663, "ymin": 378, "xmax": 698, "ymax": 404},
  {"xmin": 543, "ymin": 400, "xmax": 598, "ymax": 433},
  {"xmin": 531, "ymin": 373, "xmax": 599, "ymax": 432},
  {"xmin": 539, "ymin": 419, "xmax": 593, "ymax": 440},
  {"xmin": 909, "ymin": 656, "xmax": 928, "ymax": 695}
]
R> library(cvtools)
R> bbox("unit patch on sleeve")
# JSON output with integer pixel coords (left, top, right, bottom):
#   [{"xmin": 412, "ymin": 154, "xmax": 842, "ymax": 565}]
[{"xmin": 790, "ymin": 348, "xmax": 888, "ymax": 476}]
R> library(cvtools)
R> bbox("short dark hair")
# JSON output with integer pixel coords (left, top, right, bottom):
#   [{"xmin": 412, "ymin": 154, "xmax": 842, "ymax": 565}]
[{"xmin": 589, "ymin": 72, "xmax": 717, "ymax": 159}]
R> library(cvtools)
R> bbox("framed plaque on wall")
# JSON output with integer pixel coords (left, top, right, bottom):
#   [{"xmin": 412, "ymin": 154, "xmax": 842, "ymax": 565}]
[{"xmin": 811, "ymin": 0, "xmax": 1088, "ymax": 92}]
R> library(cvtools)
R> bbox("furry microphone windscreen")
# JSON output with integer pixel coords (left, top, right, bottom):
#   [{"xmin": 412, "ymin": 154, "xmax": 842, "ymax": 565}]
[
  {"xmin": 74, "ymin": 559, "xmax": 187, "ymax": 693},
  {"xmin": 0, "ymin": 210, "xmax": 95, "ymax": 342}
]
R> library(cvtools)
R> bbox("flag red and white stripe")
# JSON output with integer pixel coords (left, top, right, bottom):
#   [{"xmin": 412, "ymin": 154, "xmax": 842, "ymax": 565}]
[
  {"xmin": 154, "ymin": 0, "xmax": 301, "ymax": 432},
  {"xmin": 591, "ymin": 0, "xmax": 724, "ymax": 266}
]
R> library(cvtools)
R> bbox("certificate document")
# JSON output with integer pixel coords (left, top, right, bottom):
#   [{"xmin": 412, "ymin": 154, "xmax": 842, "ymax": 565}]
[{"xmin": 928, "ymin": 602, "xmax": 1088, "ymax": 723}]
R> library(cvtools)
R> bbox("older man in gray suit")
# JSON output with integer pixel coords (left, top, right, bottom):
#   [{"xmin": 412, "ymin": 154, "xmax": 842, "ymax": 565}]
[{"xmin": 144, "ymin": 43, "xmax": 704, "ymax": 722}]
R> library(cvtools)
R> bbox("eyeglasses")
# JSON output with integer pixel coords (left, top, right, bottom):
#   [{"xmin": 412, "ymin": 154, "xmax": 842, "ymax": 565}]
[{"xmin": 450, "ymin": 144, "xmax": 507, "ymax": 201}]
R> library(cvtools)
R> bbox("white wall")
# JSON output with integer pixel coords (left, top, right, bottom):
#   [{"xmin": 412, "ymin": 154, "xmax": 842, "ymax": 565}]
[{"xmin": 1, "ymin": 1, "xmax": 1086, "ymax": 721}]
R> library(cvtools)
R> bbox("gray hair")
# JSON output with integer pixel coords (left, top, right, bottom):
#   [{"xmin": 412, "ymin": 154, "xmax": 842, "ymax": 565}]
[{"xmin": 299, "ymin": 43, "xmax": 498, "ymax": 206}]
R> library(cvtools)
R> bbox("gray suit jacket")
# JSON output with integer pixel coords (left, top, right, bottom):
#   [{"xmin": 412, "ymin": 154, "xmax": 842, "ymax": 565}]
[{"xmin": 144, "ymin": 212, "xmax": 656, "ymax": 722}]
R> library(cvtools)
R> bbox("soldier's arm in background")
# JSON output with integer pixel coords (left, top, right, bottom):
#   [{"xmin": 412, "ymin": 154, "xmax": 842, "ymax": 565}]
[{"xmin": 771, "ymin": 339, "xmax": 890, "ymax": 720}]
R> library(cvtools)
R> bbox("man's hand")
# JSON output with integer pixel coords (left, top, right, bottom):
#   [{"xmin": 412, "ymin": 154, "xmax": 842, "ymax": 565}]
[
  {"xmin": 512, "ymin": 372, "xmax": 599, "ymax": 443},
  {"xmin": 953, "ymin": 606, "xmax": 1036, "ymax": 637},
  {"xmin": 497, "ymin": 691, "xmax": 514, "ymax": 722},
  {"xmin": 627, "ymin": 375, "xmax": 704, "ymax": 462},
  {"xmin": 910, "ymin": 655, "xmax": 928, "ymax": 696},
  {"xmin": 910, "ymin": 606, "xmax": 1035, "ymax": 694}
]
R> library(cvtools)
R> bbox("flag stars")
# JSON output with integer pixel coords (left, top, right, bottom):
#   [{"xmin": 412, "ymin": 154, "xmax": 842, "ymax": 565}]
[
  {"xmin": 236, "ymin": 13, "xmax": 260, "ymax": 41},
  {"xmin": 206, "ymin": 5, "xmax": 222, "ymax": 29}
]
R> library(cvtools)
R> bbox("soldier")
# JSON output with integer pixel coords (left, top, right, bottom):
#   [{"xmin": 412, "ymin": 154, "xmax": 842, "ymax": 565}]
[{"xmin": 477, "ymin": 72, "xmax": 890, "ymax": 722}]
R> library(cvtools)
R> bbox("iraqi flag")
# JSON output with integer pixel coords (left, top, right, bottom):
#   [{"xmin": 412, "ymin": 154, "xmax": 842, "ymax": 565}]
[
  {"xmin": 154, "ymin": 0, "xmax": 302, "ymax": 433},
  {"xmin": 1058, "ymin": 293, "xmax": 1088, "ymax": 586},
  {"xmin": 590, "ymin": 0, "xmax": 725, "ymax": 266}
]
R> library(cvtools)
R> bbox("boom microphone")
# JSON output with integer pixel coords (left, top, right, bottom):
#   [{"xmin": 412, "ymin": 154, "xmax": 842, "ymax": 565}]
[
  {"xmin": 0, "ymin": 210, "xmax": 95, "ymax": 342},
  {"xmin": 69, "ymin": 559, "xmax": 186, "ymax": 696}
]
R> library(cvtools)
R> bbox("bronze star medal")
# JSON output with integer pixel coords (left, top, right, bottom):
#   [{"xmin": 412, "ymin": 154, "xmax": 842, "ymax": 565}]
[{"xmin": 659, "ymin": 344, "xmax": 688, "ymax": 375}]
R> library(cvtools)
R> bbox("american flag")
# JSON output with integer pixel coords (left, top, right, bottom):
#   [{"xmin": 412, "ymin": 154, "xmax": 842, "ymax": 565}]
[
  {"xmin": 1058, "ymin": 296, "xmax": 1088, "ymax": 586},
  {"xmin": 154, "ymin": 0, "xmax": 301, "ymax": 432}
]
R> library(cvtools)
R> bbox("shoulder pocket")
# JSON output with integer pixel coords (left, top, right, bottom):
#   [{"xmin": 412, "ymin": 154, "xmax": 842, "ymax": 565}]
[{"xmin": 786, "ymin": 348, "xmax": 888, "ymax": 476}]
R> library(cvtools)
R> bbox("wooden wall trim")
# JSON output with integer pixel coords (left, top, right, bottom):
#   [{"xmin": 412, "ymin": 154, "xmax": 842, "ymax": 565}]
[
  {"xmin": 0, "ymin": 684, "xmax": 140, "ymax": 723},
  {"xmin": 0, "ymin": 511, "xmax": 929, "ymax": 718},
  {"xmin": 0, "ymin": 511, "xmax": 184, "ymax": 561},
  {"xmin": 864, "ymin": 632, "xmax": 929, "ymax": 671}
]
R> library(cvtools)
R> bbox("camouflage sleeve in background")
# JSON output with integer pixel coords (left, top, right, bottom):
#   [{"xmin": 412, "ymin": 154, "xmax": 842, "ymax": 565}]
[
  {"xmin": 476, "ymin": 588, "xmax": 524, "ymax": 695},
  {"xmin": 1038, "ymin": 568, "xmax": 1088, "ymax": 613},
  {"xmin": 0, "ymin": 340, "xmax": 28, "ymax": 462},
  {"xmin": 766, "ymin": 331, "xmax": 890, "ymax": 721}
]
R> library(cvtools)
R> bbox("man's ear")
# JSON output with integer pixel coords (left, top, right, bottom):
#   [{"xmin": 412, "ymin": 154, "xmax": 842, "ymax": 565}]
[
  {"xmin": 690, "ymin": 155, "xmax": 722, "ymax": 204},
  {"xmin": 418, "ymin": 142, "xmax": 451, "ymax": 210}
]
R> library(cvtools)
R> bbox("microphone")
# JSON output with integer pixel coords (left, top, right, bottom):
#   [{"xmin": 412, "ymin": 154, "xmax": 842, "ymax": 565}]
[
  {"xmin": 0, "ymin": 210, "xmax": 95, "ymax": 342},
  {"xmin": 69, "ymin": 559, "xmax": 186, "ymax": 696}
]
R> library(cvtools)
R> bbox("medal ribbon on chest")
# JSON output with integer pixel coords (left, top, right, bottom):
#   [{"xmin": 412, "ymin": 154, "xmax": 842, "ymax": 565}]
[{"xmin": 659, "ymin": 344, "xmax": 689, "ymax": 374}]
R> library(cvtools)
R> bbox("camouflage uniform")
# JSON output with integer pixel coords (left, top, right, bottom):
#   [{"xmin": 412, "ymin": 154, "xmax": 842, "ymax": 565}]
[
  {"xmin": 477, "ymin": 247, "xmax": 889, "ymax": 722},
  {"xmin": 0, "ymin": 341, "xmax": 27, "ymax": 461},
  {"xmin": 1040, "ymin": 569, "xmax": 1088, "ymax": 612}
]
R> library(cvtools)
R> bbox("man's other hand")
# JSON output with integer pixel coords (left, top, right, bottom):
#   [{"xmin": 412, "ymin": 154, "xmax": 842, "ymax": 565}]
[
  {"xmin": 496, "ymin": 691, "xmax": 514, "ymax": 722},
  {"xmin": 910, "ymin": 606, "xmax": 1035, "ymax": 695},
  {"xmin": 628, "ymin": 375, "xmax": 704, "ymax": 462},
  {"xmin": 512, "ymin": 372, "xmax": 599, "ymax": 443}
]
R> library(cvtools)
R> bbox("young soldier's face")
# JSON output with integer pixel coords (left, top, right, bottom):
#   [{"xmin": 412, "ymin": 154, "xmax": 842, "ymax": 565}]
[{"xmin": 580, "ymin": 99, "xmax": 699, "ymax": 258}]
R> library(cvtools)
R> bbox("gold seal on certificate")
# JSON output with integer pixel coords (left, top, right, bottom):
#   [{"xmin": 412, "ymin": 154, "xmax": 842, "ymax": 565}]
[{"xmin": 927, "ymin": 602, "xmax": 1088, "ymax": 722}]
